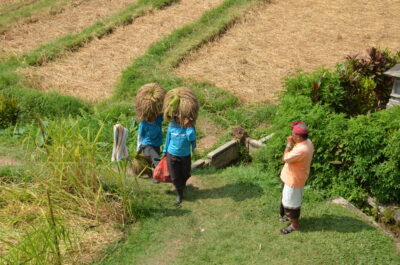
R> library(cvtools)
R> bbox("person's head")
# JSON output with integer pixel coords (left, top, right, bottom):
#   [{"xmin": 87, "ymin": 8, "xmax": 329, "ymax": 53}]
[{"xmin": 291, "ymin": 121, "xmax": 309, "ymax": 143}]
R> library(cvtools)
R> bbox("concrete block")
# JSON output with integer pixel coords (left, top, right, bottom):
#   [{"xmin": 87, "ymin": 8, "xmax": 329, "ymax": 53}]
[
  {"xmin": 191, "ymin": 159, "xmax": 210, "ymax": 170},
  {"xmin": 245, "ymin": 138, "xmax": 264, "ymax": 155},
  {"xmin": 207, "ymin": 140, "xmax": 240, "ymax": 168},
  {"xmin": 259, "ymin": 133, "xmax": 275, "ymax": 144}
]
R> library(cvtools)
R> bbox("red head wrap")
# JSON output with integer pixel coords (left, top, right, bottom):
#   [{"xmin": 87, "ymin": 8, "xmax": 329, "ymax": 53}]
[{"xmin": 291, "ymin": 121, "xmax": 309, "ymax": 135}]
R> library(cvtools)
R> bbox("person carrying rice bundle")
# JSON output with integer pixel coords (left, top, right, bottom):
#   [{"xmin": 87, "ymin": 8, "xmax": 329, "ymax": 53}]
[
  {"xmin": 135, "ymin": 83, "xmax": 166, "ymax": 183},
  {"xmin": 162, "ymin": 87, "xmax": 198, "ymax": 204}
]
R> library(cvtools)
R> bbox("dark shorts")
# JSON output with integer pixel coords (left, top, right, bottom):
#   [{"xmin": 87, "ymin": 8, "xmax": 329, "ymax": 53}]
[
  {"xmin": 280, "ymin": 203, "xmax": 301, "ymax": 219},
  {"xmin": 166, "ymin": 153, "xmax": 191, "ymax": 190}
]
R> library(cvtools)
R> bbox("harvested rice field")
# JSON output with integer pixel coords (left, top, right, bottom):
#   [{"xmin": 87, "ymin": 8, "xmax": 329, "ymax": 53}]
[
  {"xmin": 175, "ymin": 0, "xmax": 400, "ymax": 104},
  {"xmin": 0, "ymin": 0, "xmax": 22, "ymax": 8},
  {"xmin": 22, "ymin": 0, "xmax": 223, "ymax": 102},
  {"xmin": 0, "ymin": 0, "xmax": 138, "ymax": 55},
  {"xmin": 2, "ymin": 0, "xmax": 400, "ymax": 263}
]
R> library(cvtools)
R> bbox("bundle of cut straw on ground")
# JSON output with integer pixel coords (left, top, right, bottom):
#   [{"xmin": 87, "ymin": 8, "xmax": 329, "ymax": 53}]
[
  {"xmin": 130, "ymin": 153, "xmax": 152, "ymax": 176},
  {"xmin": 135, "ymin": 83, "xmax": 166, "ymax": 121},
  {"xmin": 163, "ymin": 87, "xmax": 199, "ymax": 126}
]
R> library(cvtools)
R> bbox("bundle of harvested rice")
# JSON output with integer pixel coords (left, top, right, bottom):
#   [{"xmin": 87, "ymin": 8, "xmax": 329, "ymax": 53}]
[
  {"xmin": 130, "ymin": 153, "xmax": 152, "ymax": 177},
  {"xmin": 163, "ymin": 87, "xmax": 199, "ymax": 126},
  {"xmin": 135, "ymin": 83, "xmax": 166, "ymax": 121}
]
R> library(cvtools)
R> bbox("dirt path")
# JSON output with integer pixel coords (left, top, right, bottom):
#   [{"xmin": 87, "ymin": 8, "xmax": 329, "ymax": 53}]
[
  {"xmin": 0, "ymin": 0, "xmax": 138, "ymax": 55},
  {"xmin": 23, "ymin": 0, "xmax": 224, "ymax": 102},
  {"xmin": 175, "ymin": 0, "xmax": 400, "ymax": 104}
]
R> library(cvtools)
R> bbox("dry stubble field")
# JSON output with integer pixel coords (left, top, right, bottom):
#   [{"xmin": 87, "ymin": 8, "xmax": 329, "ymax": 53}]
[
  {"xmin": 0, "ymin": 0, "xmax": 139, "ymax": 56},
  {"xmin": 175, "ymin": 0, "xmax": 400, "ymax": 104},
  {"xmin": 20, "ymin": 0, "xmax": 223, "ymax": 102}
]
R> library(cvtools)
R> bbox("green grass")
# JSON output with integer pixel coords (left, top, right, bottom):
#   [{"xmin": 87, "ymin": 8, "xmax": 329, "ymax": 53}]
[{"xmin": 96, "ymin": 165, "xmax": 400, "ymax": 265}]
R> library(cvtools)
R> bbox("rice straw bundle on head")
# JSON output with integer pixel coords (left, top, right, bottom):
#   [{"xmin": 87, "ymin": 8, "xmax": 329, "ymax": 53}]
[
  {"xmin": 135, "ymin": 83, "xmax": 166, "ymax": 121},
  {"xmin": 163, "ymin": 87, "xmax": 199, "ymax": 127}
]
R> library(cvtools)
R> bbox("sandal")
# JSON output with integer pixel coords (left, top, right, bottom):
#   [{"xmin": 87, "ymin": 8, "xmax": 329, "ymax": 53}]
[
  {"xmin": 279, "ymin": 216, "xmax": 290, "ymax": 222},
  {"xmin": 280, "ymin": 226, "xmax": 296, "ymax": 234}
]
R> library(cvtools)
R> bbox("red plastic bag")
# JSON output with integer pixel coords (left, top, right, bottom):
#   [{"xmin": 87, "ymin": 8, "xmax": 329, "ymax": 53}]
[{"xmin": 153, "ymin": 157, "xmax": 171, "ymax": 183}]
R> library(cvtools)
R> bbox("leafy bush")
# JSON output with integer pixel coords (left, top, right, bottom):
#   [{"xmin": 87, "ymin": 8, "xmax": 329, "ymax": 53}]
[
  {"xmin": 0, "ymin": 92, "xmax": 19, "ymax": 128},
  {"xmin": 284, "ymin": 68, "xmax": 345, "ymax": 113},
  {"xmin": 338, "ymin": 48, "xmax": 399, "ymax": 114},
  {"xmin": 254, "ymin": 93, "xmax": 400, "ymax": 204},
  {"xmin": 2, "ymin": 87, "xmax": 92, "ymax": 123},
  {"xmin": 284, "ymin": 48, "xmax": 399, "ymax": 117}
]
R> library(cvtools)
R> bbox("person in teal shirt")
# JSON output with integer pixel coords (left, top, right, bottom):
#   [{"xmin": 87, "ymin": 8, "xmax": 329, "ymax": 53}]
[
  {"xmin": 137, "ymin": 114, "xmax": 163, "ymax": 183},
  {"xmin": 163, "ymin": 118, "xmax": 196, "ymax": 204}
]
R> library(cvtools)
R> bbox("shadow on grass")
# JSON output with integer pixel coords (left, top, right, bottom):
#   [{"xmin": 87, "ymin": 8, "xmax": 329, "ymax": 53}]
[
  {"xmin": 300, "ymin": 214, "xmax": 375, "ymax": 233},
  {"xmin": 192, "ymin": 167, "xmax": 223, "ymax": 176},
  {"xmin": 185, "ymin": 181, "xmax": 264, "ymax": 202},
  {"xmin": 146, "ymin": 207, "xmax": 192, "ymax": 218}
]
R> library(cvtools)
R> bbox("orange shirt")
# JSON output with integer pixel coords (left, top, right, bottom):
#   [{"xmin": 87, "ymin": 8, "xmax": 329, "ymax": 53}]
[{"xmin": 280, "ymin": 139, "xmax": 314, "ymax": 188}]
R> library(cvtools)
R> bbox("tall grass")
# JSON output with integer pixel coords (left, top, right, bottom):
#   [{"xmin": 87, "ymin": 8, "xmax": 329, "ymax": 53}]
[{"xmin": 0, "ymin": 115, "xmax": 147, "ymax": 263}]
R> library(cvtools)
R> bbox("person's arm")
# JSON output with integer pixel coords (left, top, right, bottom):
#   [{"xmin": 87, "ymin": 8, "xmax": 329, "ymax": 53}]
[
  {"xmin": 283, "ymin": 147, "xmax": 305, "ymax": 163},
  {"xmin": 137, "ymin": 122, "xmax": 144, "ymax": 152},
  {"xmin": 186, "ymin": 126, "xmax": 196, "ymax": 153},
  {"xmin": 282, "ymin": 136, "xmax": 293, "ymax": 161},
  {"xmin": 162, "ymin": 126, "xmax": 171, "ymax": 154}
]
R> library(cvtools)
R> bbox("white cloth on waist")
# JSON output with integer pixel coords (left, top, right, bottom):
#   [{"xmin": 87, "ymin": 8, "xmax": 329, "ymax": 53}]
[
  {"xmin": 282, "ymin": 184, "xmax": 304, "ymax": 209},
  {"xmin": 111, "ymin": 124, "xmax": 129, "ymax": 161}
]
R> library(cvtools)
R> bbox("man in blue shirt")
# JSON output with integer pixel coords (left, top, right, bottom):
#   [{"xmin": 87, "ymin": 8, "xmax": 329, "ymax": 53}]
[{"xmin": 163, "ymin": 118, "xmax": 196, "ymax": 204}]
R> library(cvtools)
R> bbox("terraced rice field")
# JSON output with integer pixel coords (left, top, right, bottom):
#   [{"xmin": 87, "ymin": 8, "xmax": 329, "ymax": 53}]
[
  {"xmin": 2, "ymin": 0, "xmax": 400, "ymax": 263},
  {"xmin": 0, "ymin": 0, "xmax": 139, "ymax": 55},
  {"xmin": 0, "ymin": 0, "xmax": 23, "ymax": 8},
  {"xmin": 175, "ymin": 0, "xmax": 400, "ymax": 104},
  {"xmin": 22, "ymin": 0, "xmax": 223, "ymax": 102}
]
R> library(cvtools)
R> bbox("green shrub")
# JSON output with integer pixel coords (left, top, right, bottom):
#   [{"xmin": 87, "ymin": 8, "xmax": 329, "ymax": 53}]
[
  {"xmin": 255, "ymin": 93, "xmax": 400, "ymax": 204},
  {"xmin": 262, "ymin": 48, "xmax": 400, "ymax": 204},
  {"xmin": 0, "ymin": 92, "xmax": 19, "ymax": 128},
  {"xmin": 284, "ymin": 48, "xmax": 399, "ymax": 117},
  {"xmin": 284, "ymin": 68, "xmax": 345, "ymax": 113},
  {"xmin": 337, "ymin": 48, "xmax": 399, "ymax": 115},
  {"xmin": 2, "ymin": 87, "xmax": 91, "ymax": 123}
]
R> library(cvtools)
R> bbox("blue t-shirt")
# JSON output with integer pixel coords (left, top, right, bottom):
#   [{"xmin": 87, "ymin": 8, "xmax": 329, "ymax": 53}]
[
  {"xmin": 137, "ymin": 115, "xmax": 163, "ymax": 150},
  {"xmin": 163, "ymin": 121, "xmax": 196, "ymax": 157}
]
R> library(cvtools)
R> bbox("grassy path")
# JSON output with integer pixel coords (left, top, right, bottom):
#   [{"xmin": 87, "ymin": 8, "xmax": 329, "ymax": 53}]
[{"xmin": 96, "ymin": 166, "xmax": 400, "ymax": 265}]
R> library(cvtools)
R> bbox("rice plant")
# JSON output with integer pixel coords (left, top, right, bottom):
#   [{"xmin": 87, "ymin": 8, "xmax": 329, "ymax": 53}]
[{"xmin": 0, "ymin": 115, "xmax": 147, "ymax": 263}]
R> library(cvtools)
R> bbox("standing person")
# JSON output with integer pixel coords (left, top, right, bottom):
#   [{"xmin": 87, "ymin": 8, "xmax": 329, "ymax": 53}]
[
  {"xmin": 279, "ymin": 121, "xmax": 314, "ymax": 234},
  {"xmin": 135, "ymin": 83, "xmax": 166, "ymax": 183},
  {"xmin": 163, "ymin": 118, "xmax": 196, "ymax": 204},
  {"xmin": 162, "ymin": 87, "xmax": 198, "ymax": 205},
  {"xmin": 137, "ymin": 114, "xmax": 163, "ymax": 183}
]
